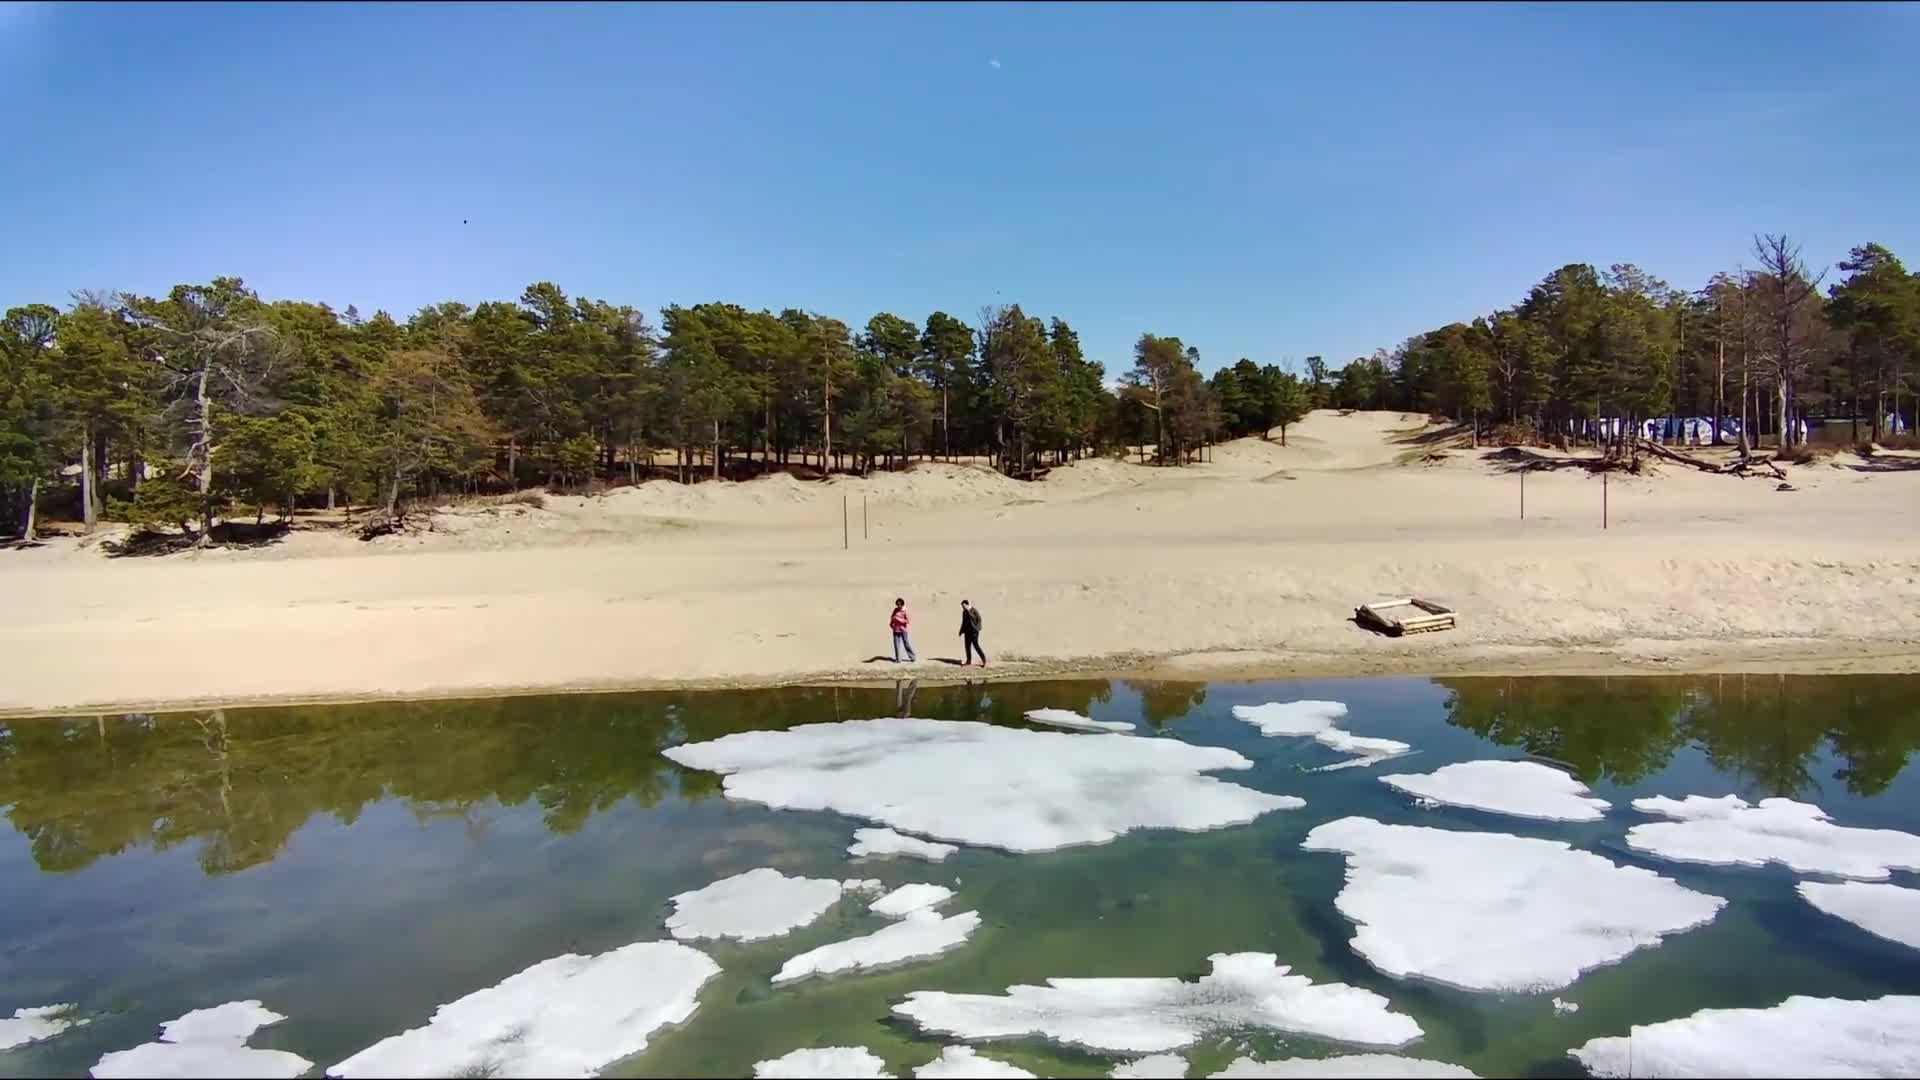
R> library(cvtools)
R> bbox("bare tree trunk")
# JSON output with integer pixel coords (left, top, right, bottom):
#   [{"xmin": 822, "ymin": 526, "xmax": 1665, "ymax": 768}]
[
  {"xmin": 1776, "ymin": 380, "xmax": 1790, "ymax": 451},
  {"xmin": 506, "ymin": 437, "xmax": 517, "ymax": 489},
  {"xmin": 1738, "ymin": 361, "xmax": 1752, "ymax": 456},
  {"xmin": 80, "ymin": 424, "xmax": 98, "ymax": 533},
  {"xmin": 193, "ymin": 365, "xmax": 215, "ymax": 537},
  {"xmin": 712, "ymin": 419, "xmax": 721, "ymax": 482},
  {"xmin": 1713, "ymin": 337, "xmax": 1726, "ymax": 445},
  {"xmin": 23, "ymin": 478, "xmax": 38, "ymax": 542}
]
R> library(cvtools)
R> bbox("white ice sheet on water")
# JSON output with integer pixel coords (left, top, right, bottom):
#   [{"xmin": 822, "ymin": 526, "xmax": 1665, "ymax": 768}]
[
  {"xmin": 871, "ymin": 883, "xmax": 955, "ymax": 918},
  {"xmin": 667, "ymin": 867, "xmax": 861, "ymax": 941},
  {"xmin": 894, "ymin": 952, "xmax": 1420, "ymax": 1054},
  {"xmin": 1, "ymin": 1005, "xmax": 87, "ymax": 1051},
  {"xmin": 774, "ymin": 910, "xmax": 981, "ymax": 984},
  {"xmin": 755, "ymin": 1046, "xmax": 894, "ymax": 1078},
  {"xmin": 1301, "ymin": 817, "xmax": 1724, "ymax": 992},
  {"xmin": 1380, "ymin": 760, "xmax": 1610, "ymax": 822},
  {"xmin": 915, "ymin": 1046, "xmax": 1036, "ymax": 1078},
  {"xmin": 327, "ymin": 941, "xmax": 719, "ymax": 1078},
  {"xmin": 1210, "ymin": 1055, "xmax": 1479, "ymax": 1078},
  {"xmin": 1112, "ymin": 1053, "xmax": 1188, "ymax": 1077},
  {"xmin": 1626, "ymin": 795, "xmax": 1920, "ymax": 880},
  {"xmin": 1798, "ymin": 880, "xmax": 1920, "ymax": 951},
  {"xmin": 664, "ymin": 718, "xmax": 1301, "ymax": 853},
  {"xmin": 850, "ymin": 827, "xmax": 959, "ymax": 862},
  {"xmin": 1229, "ymin": 701, "xmax": 1412, "ymax": 770},
  {"xmin": 1569, "ymin": 994, "xmax": 1920, "ymax": 1078},
  {"xmin": 1023, "ymin": 708, "xmax": 1136, "ymax": 733},
  {"xmin": 92, "ymin": 1001, "xmax": 311, "ymax": 1080}
]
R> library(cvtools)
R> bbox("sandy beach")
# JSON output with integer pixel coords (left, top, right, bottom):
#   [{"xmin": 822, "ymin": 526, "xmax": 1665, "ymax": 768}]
[{"xmin": 4, "ymin": 410, "xmax": 1918, "ymax": 717}]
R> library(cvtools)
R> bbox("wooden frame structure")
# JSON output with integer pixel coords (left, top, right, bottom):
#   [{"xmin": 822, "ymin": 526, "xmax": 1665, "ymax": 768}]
[{"xmin": 1355, "ymin": 597, "xmax": 1456, "ymax": 636}]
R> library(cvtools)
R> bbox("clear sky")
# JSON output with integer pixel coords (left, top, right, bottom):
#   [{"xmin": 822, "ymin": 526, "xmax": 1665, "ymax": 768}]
[{"xmin": 3, "ymin": 1, "xmax": 1915, "ymax": 375}]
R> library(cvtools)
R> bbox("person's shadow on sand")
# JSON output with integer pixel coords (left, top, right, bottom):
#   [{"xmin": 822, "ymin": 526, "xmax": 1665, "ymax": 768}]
[{"xmin": 863, "ymin": 656, "xmax": 967, "ymax": 665}]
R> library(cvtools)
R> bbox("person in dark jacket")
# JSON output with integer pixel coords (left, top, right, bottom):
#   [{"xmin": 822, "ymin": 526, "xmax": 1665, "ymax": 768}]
[{"xmin": 959, "ymin": 600, "xmax": 987, "ymax": 667}]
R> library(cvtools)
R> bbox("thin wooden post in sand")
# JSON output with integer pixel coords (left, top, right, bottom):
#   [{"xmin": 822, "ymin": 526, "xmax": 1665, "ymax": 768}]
[
  {"xmin": 1602, "ymin": 470, "xmax": 1608, "ymax": 530},
  {"xmin": 843, "ymin": 496, "xmax": 849, "ymax": 549},
  {"xmin": 1520, "ymin": 467, "xmax": 1526, "ymax": 520}
]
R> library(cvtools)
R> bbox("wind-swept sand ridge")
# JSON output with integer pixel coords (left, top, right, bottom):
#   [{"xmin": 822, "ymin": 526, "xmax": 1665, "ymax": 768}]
[{"xmin": 4, "ymin": 410, "xmax": 1918, "ymax": 715}]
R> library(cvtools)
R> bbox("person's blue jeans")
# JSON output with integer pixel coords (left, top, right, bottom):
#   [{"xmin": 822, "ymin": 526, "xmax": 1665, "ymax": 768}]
[{"xmin": 893, "ymin": 631, "xmax": 916, "ymax": 662}]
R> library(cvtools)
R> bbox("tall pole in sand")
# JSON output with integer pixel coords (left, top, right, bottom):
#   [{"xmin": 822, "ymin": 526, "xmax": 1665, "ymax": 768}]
[
  {"xmin": 843, "ymin": 496, "xmax": 849, "ymax": 549},
  {"xmin": 1602, "ymin": 470, "xmax": 1608, "ymax": 530},
  {"xmin": 1520, "ymin": 467, "xmax": 1526, "ymax": 520}
]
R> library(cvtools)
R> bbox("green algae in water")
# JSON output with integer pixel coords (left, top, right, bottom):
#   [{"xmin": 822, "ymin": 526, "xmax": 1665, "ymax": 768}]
[{"xmin": 0, "ymin": 675, "xmax": 1917, "ymax": 1078}]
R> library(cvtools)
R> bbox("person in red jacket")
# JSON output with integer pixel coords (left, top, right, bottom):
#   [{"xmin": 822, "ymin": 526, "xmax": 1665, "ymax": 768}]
[{"xmin": 890, "ymin": 598, "xmax": 917, "ymax": 663}]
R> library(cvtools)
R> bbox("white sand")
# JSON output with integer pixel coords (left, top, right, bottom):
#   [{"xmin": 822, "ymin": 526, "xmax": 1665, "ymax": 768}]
[
  {"xmin": 666, "ymin": 868, "xmax": 854, "ymax": 942},
  {"xmin": 0, "ymin": 1005, "xmax": 87, "ymax": 1050},
  {"xmin": 1627, "ymin": 795, "xmax": 1920, "ymax": 880},
  {"xmin": 8, "ymin": 411, "xmax": 1920, "ymax": 715},
  {"xmin": 327, "ymin": 941, "xmax": 719, "ymax": 1078},
  {"xmin": 1380, "ymin": 760, "xmax": 1610, "ymax": 822},
  {"xmin": 1570, "ymin": 994, "xmax": 1920, "ymax": 1077},
  {"xmin": 1798, "ymin": 881, "xmax": 1920, "ymax": 950},
  {"xmin": 92, "ymin": 1001, "xmax": 311, "ymax": 1080},
  {"xmin": 1210, "ymin": 1056, "xmax": 1477, "ymax": 1078},
  {"xmin": 915, "ymin": 1046, "xmax": 1036, "ymax": 1079},
  {"xmin": 1301, "ymin": 817, "xmax": 1725, "ymax": 992},
  {"xmin": 664, "ymin": 718, "xmax": 1301, "ymax": 853},
  {"xmin": 850, "ymin": 828, "xmax": 959, "ymax": 862},
  {"xmin": 894, "ymin": 952, "xmax": 1421, "ymax": 1054},
  {"xmin": 755, "ymin": 1047, "xmax": 893, "ymax": 1079}
]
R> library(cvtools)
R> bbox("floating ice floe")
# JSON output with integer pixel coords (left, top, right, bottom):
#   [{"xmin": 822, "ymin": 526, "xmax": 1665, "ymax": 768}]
[
  {"xmin": 664, "ymin": 718, "xmax": 1302, "ymax": 853},
  {"xmin": 1023, "ymin": 708, "xmax": 1136, "ymax": 733},
  {"xmin": 1626, "ymin": 795, "xmax": 1920, "ymax": 880},
  {"xmin": 894, "ymin": 952, "xmax": 1420, "ymax": 1054},
  {"xmin": 1229, "ymin": 701, "xmax": 1412, "ymax": 770},
  {"xmin": 1798, "ymin": 880, "xmax": 1920, "ymax": 951},
  {"xmin": 755, "ymin": 1046, "xmax": 893, "ymax": 1079},
  {"xmin": 1209, "ymin": 1055, "xmax": 1477, "ymax": 1079},
  {"xmin": 1380, "ymin": 760, "xmax": 1610, "ymax": 822},
  {"xmin": 667, "ymin": 868, "xmax": 870, "ymax": 942},
  {"xmin": 1210, "ymin": 1055, "xmax": 1478, "ymax": 1078},
  {"xmin": 915, "ymin": 1046, "xmax": 1036, "ymax": 1078},
  {"xmin": 1301, "ymin": 817, "xmax": 1724, "ymax": 992},
  {"xmin": 871, "ymin": 883, "xmax": 955, "ymax": 918},
  {"xmin": 1551, "ymin": 997, "xmax": 1580, "ymax": 1015},
  {"xmin": 1569, "ymin": 994, "xmax": 1920, "ymax": 1078},
  {"xmin": 92, "ymin": 1001, "xmax": 311, "ymax": 1080},
  {"xmin": 774, "ymin": 909, "xmax": 981, "ymax": 984},
  {"xmin": 1, "ymin": 1005, "xmax": 88, "ymax": 1051},
  {"xmin": 850, "ymin": 827, "xmax": 959, "ymax": 862},
  {"xmin": 1112, "ymin": 1053, "xmax": 1188, "ymax": 1078},
  {"xmin": 328, "ymin": 941, "xmax": 719, "ymax": 1078}
]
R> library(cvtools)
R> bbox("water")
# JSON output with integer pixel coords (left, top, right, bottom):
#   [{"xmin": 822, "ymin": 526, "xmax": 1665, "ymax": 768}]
[{"xmin": 2, "ymin": 675, "xmax": 1918, "ymax": 1078}]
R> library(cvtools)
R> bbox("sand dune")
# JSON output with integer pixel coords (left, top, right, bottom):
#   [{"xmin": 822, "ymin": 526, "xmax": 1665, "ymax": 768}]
[{"xmin": 3, "ymin": 410, "xmax": 1918, "ymax": 715}]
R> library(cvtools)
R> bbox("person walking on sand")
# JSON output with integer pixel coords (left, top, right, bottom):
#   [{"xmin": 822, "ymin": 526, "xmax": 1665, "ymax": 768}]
[
  {"xmin": 959, "ymin": 600, "xmax": 987, "ymax": 667},
  {"xmin": 890, "ymin": 598, "xmax": 917, "ymax": 663}
]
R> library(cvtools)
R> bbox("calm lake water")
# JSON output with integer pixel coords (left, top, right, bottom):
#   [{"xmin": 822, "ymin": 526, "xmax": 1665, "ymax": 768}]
[{"xmin": 2, "ymin": 675, "xmax": 1918, "ymax": 1078}]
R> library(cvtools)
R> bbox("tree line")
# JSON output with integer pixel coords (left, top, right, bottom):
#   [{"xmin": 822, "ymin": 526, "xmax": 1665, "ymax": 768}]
[
  {"xmin": 4, "ymin": 232, "xmax": 1912, "ymax": 540},
  {"xmin": 1, "ymin": 279, "xmax": 1303, "ymax": 541},
  {"xmin": 1307, "ymin": 234, "xmax": 1920, "ymax": 459}
]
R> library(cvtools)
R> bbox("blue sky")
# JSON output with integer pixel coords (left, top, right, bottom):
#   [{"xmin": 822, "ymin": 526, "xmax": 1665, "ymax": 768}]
[{"xmin": 3, "ymin": 1, "xmax": 1915, "ymax": 375}]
